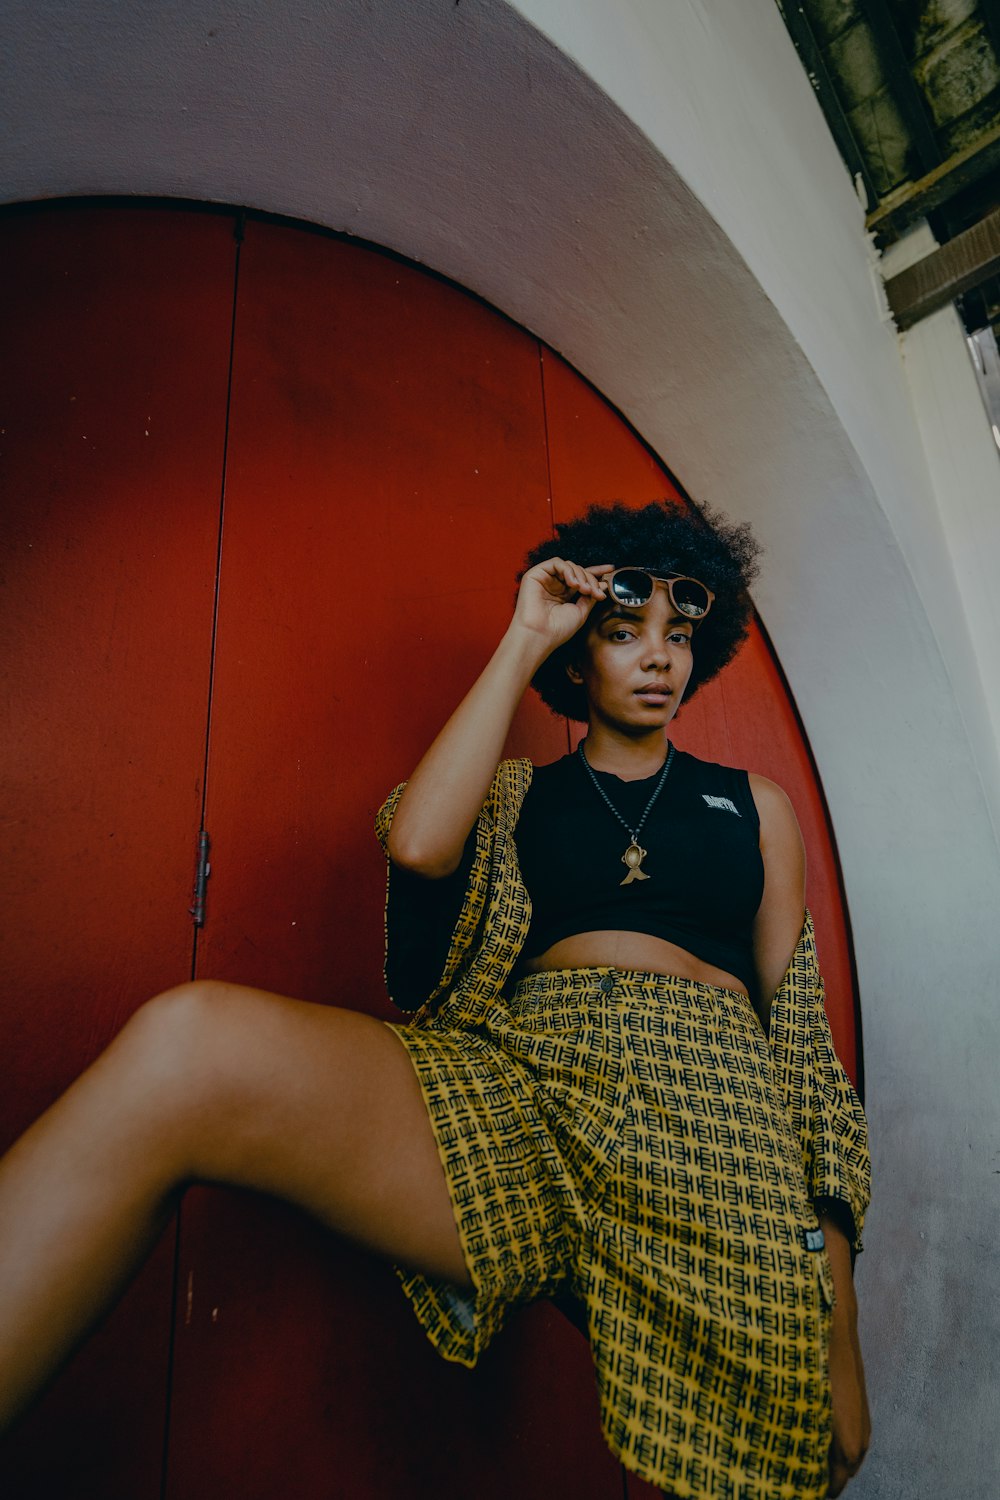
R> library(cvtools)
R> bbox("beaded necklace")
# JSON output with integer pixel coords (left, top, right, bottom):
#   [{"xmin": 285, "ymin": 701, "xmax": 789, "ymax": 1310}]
[{"xmin": 576, "ymin": 740, "xmax": 676, "ymax": 885}]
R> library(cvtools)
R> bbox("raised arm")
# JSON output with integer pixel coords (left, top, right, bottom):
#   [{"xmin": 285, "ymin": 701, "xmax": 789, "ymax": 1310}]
[{"xmin": 387, "ymin": 558, "xmax": 611, "ymax": 877}]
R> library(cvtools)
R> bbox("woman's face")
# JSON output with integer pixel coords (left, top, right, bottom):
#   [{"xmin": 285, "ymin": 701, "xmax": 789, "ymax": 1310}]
[{"xmin": 570, "ymin": 583, "xmax": 695, "ymax": 733}]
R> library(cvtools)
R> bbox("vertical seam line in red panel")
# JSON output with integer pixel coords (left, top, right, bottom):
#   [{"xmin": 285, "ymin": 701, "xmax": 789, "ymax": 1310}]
[
  {"xmin": 188, "ymin": 208, "xmax": 246, "ymax": 976},
  {"xmin": 538, "ymin": 346, "xmax": 575, "ymax": 757},
  {"xmin": 159, "ymin": 210, "xmax": 245, "ymax": 1500}
]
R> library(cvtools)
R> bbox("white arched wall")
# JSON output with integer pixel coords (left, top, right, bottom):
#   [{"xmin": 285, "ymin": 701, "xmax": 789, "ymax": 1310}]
[{"xmin": 3, "ymin": 1, "xmax": 998, "ymax": 1492}]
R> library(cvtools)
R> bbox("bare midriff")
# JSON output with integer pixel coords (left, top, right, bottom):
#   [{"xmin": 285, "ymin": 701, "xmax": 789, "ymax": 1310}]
[{"xmin": 519, "ymin": 929, "xmax": 749, "ymax": 998}]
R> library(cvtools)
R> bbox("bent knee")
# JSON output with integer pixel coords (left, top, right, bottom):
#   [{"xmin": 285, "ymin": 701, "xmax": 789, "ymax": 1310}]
[
  {"xmin": 128, "ymin": 979, "xmax": 233, "ymax": 1043},
  {"xmin": 120, "ymin": 981, "xmax": 261, "ymax": 1096},
  {"xmin": 115, "ymin": 982, "xmax": 281, "ymax": 1171}
]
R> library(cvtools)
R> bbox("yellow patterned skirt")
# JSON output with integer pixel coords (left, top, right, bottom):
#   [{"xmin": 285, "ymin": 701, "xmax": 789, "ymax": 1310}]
[{"xmin": 388, "ymin": 966, "xmax": 835, "ymax": 1500}]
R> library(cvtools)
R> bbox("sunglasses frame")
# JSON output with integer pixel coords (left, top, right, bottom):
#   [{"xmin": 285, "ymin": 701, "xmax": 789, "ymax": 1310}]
[{"xmin": 606, "ymin": 568, "xmax": 715, "ymax": 621}]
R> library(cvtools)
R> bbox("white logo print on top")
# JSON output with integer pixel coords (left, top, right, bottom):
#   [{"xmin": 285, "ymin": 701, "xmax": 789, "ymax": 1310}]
[{"xmin": 702, "ymin": 795, "xmax": 740, "ymax": 816}]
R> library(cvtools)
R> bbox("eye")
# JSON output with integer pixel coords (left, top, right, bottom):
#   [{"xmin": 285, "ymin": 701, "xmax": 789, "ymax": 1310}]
[
  {"xmin": 608, "ymin": 627, "xmax": 637, "ymax": 642},
  {"xmin": 668, "ymin": 631, "xmax": 692, "ymax": 647}
]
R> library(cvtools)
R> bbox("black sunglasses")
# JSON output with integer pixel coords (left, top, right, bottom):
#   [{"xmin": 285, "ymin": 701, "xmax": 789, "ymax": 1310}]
[{"xmin": 606, "ymin": 568, "xmax": 714, "ymax": 620}]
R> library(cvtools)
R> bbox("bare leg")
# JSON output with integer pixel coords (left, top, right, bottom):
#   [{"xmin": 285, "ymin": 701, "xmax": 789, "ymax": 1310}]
[{"xmin": 0, "ymin": 981, "xmax": 467, "ymax": 1430}]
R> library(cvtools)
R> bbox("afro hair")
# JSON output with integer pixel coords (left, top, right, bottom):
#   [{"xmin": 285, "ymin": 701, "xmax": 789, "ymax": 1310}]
[{"xmin": 521, "ymin": 499, "xmax": 760, "ymax": 722}]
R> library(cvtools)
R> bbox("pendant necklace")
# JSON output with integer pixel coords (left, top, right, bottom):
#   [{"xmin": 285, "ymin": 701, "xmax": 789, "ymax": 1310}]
[{"xmin": 577, "ymin": 739, "xmax": 676, "ymax": 885}]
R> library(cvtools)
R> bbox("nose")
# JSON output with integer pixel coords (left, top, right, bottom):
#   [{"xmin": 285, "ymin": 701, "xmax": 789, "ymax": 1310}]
[{"xmin": 641, "ymin": 643, "xmax": 671, "ymax": 672}]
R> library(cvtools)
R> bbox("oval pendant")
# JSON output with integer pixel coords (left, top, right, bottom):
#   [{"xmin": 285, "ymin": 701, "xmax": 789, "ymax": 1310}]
[{"xmin": 620, "ymin": 841, "xmax": 650, "ymax": 885}]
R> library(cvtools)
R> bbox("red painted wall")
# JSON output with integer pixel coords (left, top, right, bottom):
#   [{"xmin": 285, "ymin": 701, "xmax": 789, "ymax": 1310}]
[
  {"xmin": 0, "ymin": 204, "xmax": 859, "ymax": 1498},
  {"xmin": 1, "ymin": 206, "xmax": 235, "ymax": 1499}
]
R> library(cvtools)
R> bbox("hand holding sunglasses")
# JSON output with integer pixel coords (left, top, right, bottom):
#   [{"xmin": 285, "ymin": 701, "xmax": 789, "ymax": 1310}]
[
  {"xmin": 514, "ymin": 560, "xmax": 713, "ymax": 653},
  {"xmin": 513, "ymin": 558, "xmax": 616, "ymax": 646}
]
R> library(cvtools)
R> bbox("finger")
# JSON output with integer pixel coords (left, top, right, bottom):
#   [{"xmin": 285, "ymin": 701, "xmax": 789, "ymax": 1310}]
[
  {"xmin": 536, "ymin": 556, "xmax": 568, "ymax": 583},
  {"xmin": 572, "ymin": 569, "xmax": 606, "ymax": 606},
  {"xmin": 530, "ymin": 556, "xmax": 566, "ymax": 577},
  {"xmin": 556, "ymin": 559, "xmax": 587, "ymax": 595},
  {"xmin": 565, "ymin": 562, "xmax": 590, "ymax": 597},
  {"xmin": 572, "ymin": 563, "xmax": 597, "ymax": 595},
  {"xmin": 581, "ymin": 564, "xmax": 614, "ymax": 594},
  {"xmin": 530, "ymin": 558, "xmax": 576, "ymax": 597},
  {"xmin": 528, "ymin": 557, "xmax": 606, "ymax": 607},
  {"xmin": 564, "ymin": 561, "xmax": 606, "ymax": 598}
]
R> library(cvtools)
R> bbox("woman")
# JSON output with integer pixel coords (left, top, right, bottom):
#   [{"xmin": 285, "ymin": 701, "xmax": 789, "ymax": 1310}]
[{"xmin": 0, "ymin": 500, "xmax": 869, "ymax": 1498}]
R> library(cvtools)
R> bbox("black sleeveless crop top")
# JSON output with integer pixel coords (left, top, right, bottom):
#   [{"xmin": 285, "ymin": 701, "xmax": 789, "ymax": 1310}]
[
  {"xmin": 514, "ymin": 749, "xmax": 764, "ymax": 991},
  {"xmin": 385, "ymin": 748, "xmax": 765, "ymax": 1009}
]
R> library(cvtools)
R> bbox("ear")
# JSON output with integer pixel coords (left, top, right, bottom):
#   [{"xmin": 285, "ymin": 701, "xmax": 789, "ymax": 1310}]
[{"xmin": 565, "ymin": 660, "xmax": 584, "ymax": 685}]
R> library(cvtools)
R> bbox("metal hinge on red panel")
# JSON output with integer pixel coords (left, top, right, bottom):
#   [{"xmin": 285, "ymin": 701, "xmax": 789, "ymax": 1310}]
[{"xmin": 190, "ymin": 830, "xmax": 211, "ymax": 927}]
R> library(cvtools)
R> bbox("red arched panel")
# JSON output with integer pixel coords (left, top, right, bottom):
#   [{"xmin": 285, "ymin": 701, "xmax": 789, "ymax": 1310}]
[{"xmin": 2, "ymin": 205, "xmax": 862, "ymax": 1499}]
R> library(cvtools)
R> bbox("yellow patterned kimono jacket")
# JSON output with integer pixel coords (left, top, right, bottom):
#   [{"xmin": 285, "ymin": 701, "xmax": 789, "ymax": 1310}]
[{"xmin": 376, "ymin": 758, "xmax": 871, "ymax": 1498}]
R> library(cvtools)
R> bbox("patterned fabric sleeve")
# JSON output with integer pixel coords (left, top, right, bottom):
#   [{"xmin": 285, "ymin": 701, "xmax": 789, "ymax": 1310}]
[
  {"xmin": 381, "ymin": 833, "xmax": 478, "ymax": 1011},
  {"xmin": 374, "ymin": 772, "xmax": 501, "ymax": 1016},
  {"xmin": 768, "ymin": 912, "xmax": 871, "ymax": 1252}
]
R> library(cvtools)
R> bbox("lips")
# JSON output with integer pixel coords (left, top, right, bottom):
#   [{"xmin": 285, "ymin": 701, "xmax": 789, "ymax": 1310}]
[{"xmin": 635, "ymin": 683, "xmax": 672, "ymax": 700}]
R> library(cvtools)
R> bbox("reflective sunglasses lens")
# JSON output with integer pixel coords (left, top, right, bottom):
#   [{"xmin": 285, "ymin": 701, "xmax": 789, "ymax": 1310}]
[
  {"xmin": 610, "ymin": 569, "xmax": 653, "ymax": 606},
  {"xmin": 670, "ymin": 577, "xmax": 710, "ymax": 617}
]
